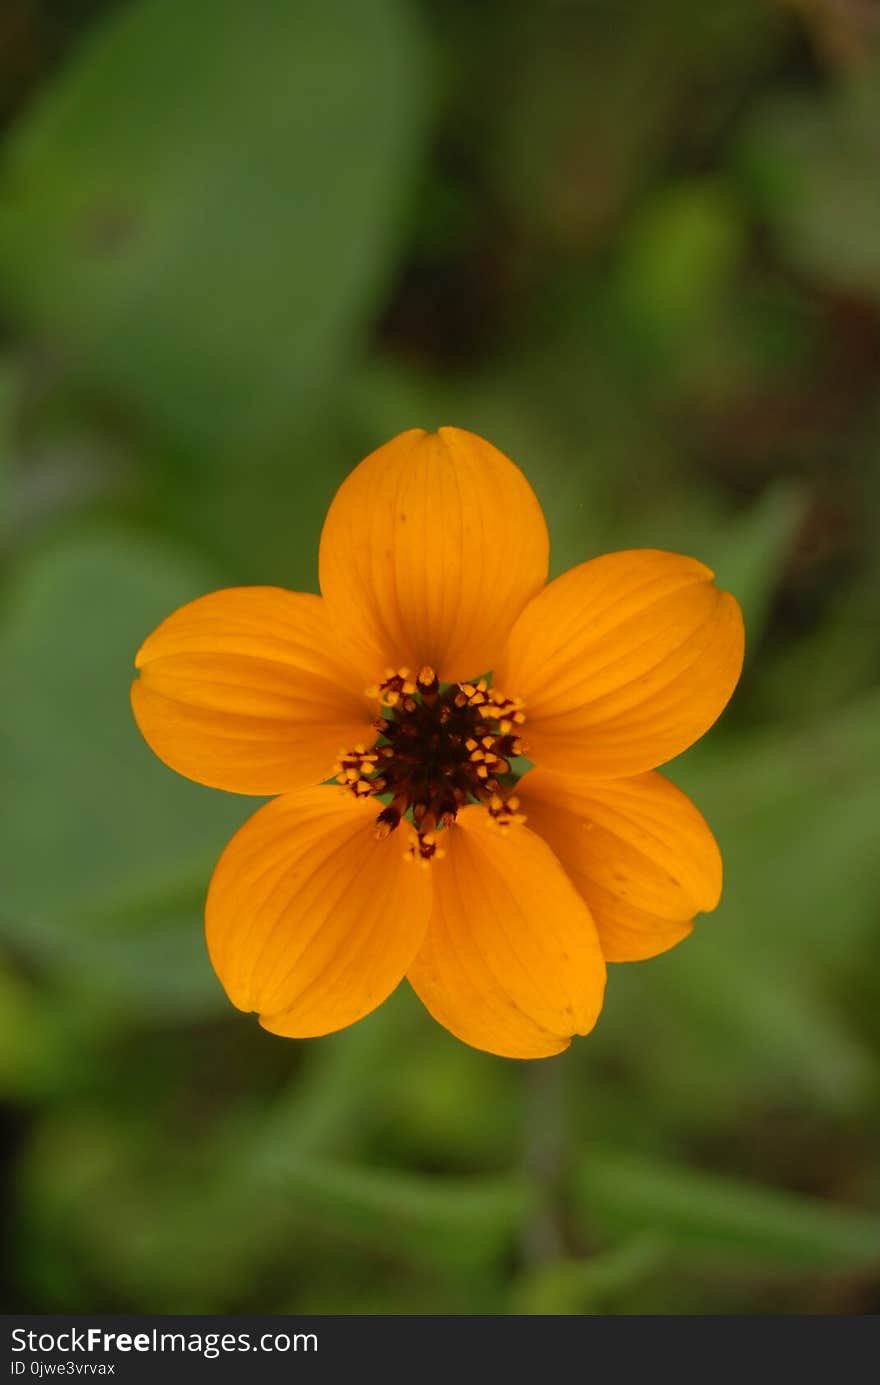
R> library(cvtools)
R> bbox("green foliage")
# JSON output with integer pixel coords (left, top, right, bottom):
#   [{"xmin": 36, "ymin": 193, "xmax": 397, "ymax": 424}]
[
  {"xmin": 0, "ymin": 0, "xmax": 424, "ymax": 459},
  {"xmin": 512, "ymin": 1238, "xmax": 669, "ymax": 1315},
  {"xmin": 0, "ymin": 360, "xmax": 14, "ymax": 532},
  {"xmin": 1, "ymin": 0, "xmax": 879, "ymax": 1318},
  {"xmin": 0, "ymin": 531, "xmax": 248, "ymax": 1017},
  {"xmin": 1, "ymin": 533, "xmax": 245, "ymax": 908},
  {"xmin": 709, "ymin": 482, "xmax": 806, "ymax": 651},
  {"xmin": 741, "ymin": 69, "xmax": 880, "ymax": 297},
  {"xmin": 575, "ymin": 1153, "xmax": 880, "ymax": 1271},
  {"xmin": 609, "ymin": 180, "xmax": 747, "ymax": 385}
]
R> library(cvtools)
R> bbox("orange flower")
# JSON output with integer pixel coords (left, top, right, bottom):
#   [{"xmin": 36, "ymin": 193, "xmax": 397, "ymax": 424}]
[{"xmin": 132, "ymin": 428, "xmax": 744, "ymax": 1059}]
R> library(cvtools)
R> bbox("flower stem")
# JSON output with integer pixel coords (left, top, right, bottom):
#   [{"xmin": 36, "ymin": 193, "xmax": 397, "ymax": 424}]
[{"xmin": 520, "ymin": 1055, "xmax": 567, "ymax": 1266}]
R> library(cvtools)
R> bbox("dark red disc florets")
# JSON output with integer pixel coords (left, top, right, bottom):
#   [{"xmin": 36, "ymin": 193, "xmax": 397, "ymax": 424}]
[{"xmin": 334, "ymin": 667, "xmax": 526, "ymax": 861}]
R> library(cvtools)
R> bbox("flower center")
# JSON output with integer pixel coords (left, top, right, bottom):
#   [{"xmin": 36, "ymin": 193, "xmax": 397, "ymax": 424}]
[{"xmin": 334, "ymin": 666, "xmax": 527, "ymax": 861}]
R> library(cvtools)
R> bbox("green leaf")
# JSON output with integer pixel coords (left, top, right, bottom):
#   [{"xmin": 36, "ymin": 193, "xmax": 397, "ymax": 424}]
[
  {"xmin": 709, "ymin": 481, "xmax": 806, "ymax": 651},
  {"xmin": 614, "ymin": 930, "xmax": 874, "ymax": 1118},
  {"xmin": 17, "ymin": 1113, "xmax": 255, "ymax": 1310},
  {"xmin": 575, "ymin": 1151, "xmax": 880, "ymax": 1271},
  {"xmin": 0, "ymin": 962, "xmax": 122, "ymax": 1102},
  {"xmin": 511, "ymin": 1237, "xmax": 668, "ymax": 1315},
  {"xmin": 0, "ymin": 0, "xmax": 424, "ymax": 456},
  {"xmin": 1, "ymin": 530, "xmax": 248, "ymax": 1009},
  {"xmin": 755, "ymin": 583, "xmax": 880, "ymax": 722},
  {"xmin": 3, "ymin": 906, "xmax": 229, "ymax": 1021},
  {"xmin": 245, "ymin": 992, "xmax": 418, "ymax": 1165},
  {"xmin": 679, "ymin": 692, "xmax": 880, "ymax": 971},
  {"xmin": 740, "ymin": 71, "xmax": 880, "ymax": 297},
  {"xmin": 19, "ymin": 1105, "xmax": 531, "ymax": 1310},
  {"xmin": 629, "ymin": 694, "xmax": 880, "ymax": 1116},
  {"xmin": 249, "ymin": 1157, "xmax": 534, "ymax": 1271},
  {"xmin": 0, "ymin": 358, "xmax": 16, "ymax": 539},
  {"xmin": 612, "ymin": 180, "xmax": 745, "ymax": 360}
]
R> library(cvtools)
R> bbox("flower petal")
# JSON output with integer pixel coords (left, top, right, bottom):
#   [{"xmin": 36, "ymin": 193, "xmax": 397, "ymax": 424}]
[
  {"xmin": 132, "ymin": 587, "xmax": 377, "ymax": 794},
  {"xmin": 206, "ymin": 787, "xmax": 433, "ymax": 1036},
  {"xmin": 319, "ymin": 427, "xmax": 550, "ymax": 683},
  {"xmin": 407, "ymin": 806, "xmax": 606, "ymax": 1059},
  {"xmin": 494, "ymin": 549, "xmax": 744, "ymax": 777},
  {"xmin": 517, "ymin": 768, "xmax": 721, "ymax": 961}
]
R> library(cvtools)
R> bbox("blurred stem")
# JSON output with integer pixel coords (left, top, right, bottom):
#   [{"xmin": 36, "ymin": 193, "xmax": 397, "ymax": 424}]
[{"xmin": 520, "ymin": 1055, "xmax": 567, "ymax": 1266}]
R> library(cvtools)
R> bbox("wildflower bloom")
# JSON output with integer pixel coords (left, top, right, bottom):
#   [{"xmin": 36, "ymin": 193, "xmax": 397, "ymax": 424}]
[{"xmin": 131, "ymin": 428, "xmax": 744, "ymax": 1059}]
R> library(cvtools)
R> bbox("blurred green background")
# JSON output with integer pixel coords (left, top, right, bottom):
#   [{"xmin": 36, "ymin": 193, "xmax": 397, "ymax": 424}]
[{"xmin": 2, "ymin": 0, "xmax": 879, "ymax": 1315}]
